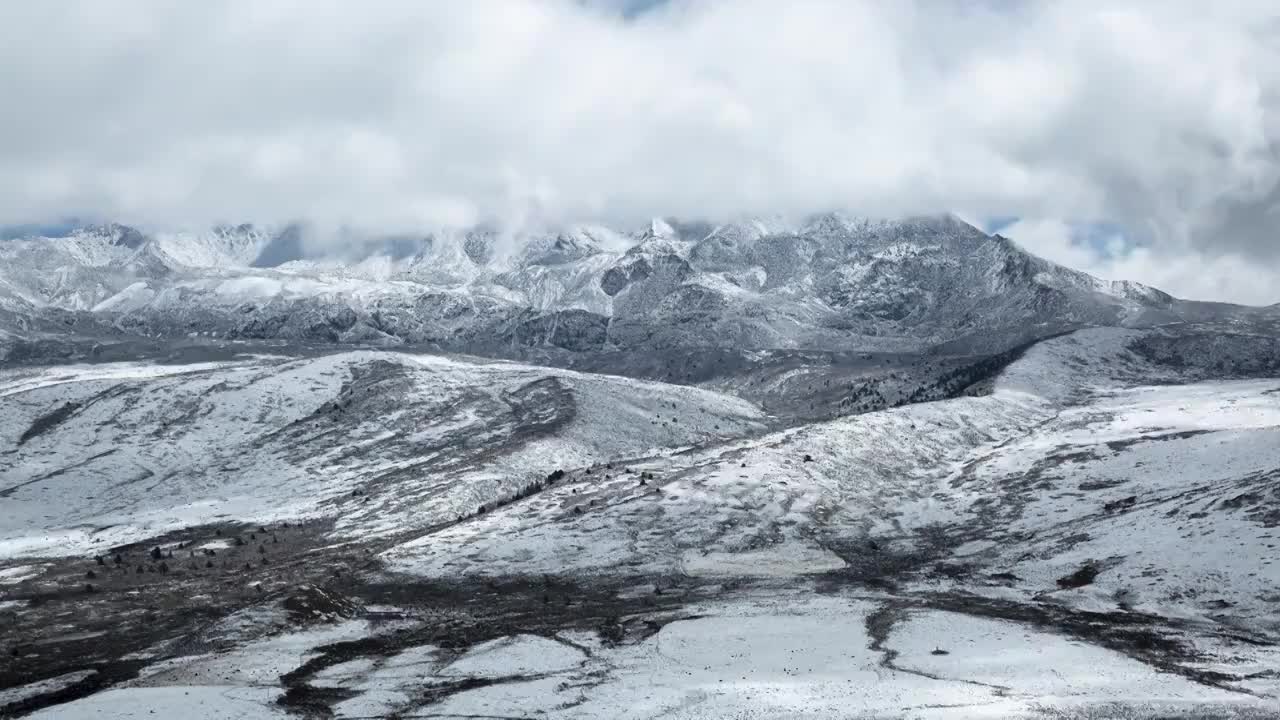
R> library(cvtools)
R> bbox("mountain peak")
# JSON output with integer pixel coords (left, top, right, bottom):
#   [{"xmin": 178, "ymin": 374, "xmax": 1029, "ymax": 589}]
[
  {"xmin": 5, "ymin": 213, "xmax": 1263, "ymax": 365},
  {"xmin": 648, "ymin": 217, "xmax": 675, "ymax": 238}
]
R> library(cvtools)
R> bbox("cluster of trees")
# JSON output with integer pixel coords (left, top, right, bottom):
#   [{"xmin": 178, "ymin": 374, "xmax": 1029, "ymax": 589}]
[
  {"xmin": 78, "ymin": 525, "xmax": 290, "ymax": 593},
  {"xmin": 839, "ymin": 381, "xmax": 889, "ymax": 413},
  {"xmin": 905, "ymin": 345, "xmax": 1031, "ymax": 405}
]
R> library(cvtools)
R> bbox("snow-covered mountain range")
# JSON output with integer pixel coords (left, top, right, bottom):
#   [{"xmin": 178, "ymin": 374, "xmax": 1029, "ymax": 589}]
[{"xmin": 4, "ymin": 215, "xmax": 1270, "ymax": 366}]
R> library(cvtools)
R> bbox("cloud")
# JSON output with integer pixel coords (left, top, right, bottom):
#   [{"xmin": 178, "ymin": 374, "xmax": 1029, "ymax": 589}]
[
  {"xmin": 999, "ymin": 217, "xmax": 1278, "ymax": 305},
  {"xmin": 1, "ymin": 0, "xmax": 1278, "ymax": 299}
]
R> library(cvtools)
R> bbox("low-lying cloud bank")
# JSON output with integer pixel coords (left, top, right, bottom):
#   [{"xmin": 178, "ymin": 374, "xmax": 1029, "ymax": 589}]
[{"xmin": 1, "ymin": 1, "xmax": 1277, "ymax": 302}]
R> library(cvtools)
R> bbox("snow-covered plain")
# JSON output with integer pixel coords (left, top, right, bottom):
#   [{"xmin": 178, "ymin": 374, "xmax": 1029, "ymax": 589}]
[
  {"xmin": 24, "ymin": 686, "xmax": 289, "ymax": 720},
  {"xmin": 22, "ymin": 595, "xmax": 1274, "ymax": 720}
]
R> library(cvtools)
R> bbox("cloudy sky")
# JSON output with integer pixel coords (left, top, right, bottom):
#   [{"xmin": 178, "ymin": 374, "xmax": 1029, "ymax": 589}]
[{"xmin": 1, "ymin": 1, "xmax": 1278, "ymax": 303}]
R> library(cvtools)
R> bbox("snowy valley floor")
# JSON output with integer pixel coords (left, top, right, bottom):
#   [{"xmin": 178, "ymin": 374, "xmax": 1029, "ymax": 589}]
[{"xmin": 1, "ymin": 328, "xmax": 1279, "ymax": 718}]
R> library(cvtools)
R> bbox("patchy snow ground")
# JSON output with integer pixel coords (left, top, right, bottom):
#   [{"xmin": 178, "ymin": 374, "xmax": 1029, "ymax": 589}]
[
  {"xmin": 134, "ymin": 619, "xmax": 378, "ymax": 688},
  {"xmin": 32, "ymin": 594, "xmax": 1270, "ymax": 720},
  {"xmin": 0, "ymin": 565, "xmax": 46, "ymax": 584},
  {"xmin": 3, "ymin": 327, "xmax": 1279, "ymax": 718},
  {"xmin": 0, "ymin": 671, "xmax": 96, "ymax": 709}
]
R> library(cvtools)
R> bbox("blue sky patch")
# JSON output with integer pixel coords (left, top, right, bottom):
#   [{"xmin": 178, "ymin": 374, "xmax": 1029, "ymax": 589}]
[
  {"xmin": 0, "ymin": 220, "xmax": 83, "ymax": 240},
  {"xmin": 984, "ymin": 215, "xmax": 1139, "ymax": 260}
]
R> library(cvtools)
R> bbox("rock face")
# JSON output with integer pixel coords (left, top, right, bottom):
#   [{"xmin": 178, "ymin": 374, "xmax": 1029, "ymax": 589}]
[
  {"xmin": 4, "ymin": 214, "xmax": 1272, "ymax": 371},
  {"xmin": 281, "ymin": 585, "xmax": 361, "ymax": 623}
]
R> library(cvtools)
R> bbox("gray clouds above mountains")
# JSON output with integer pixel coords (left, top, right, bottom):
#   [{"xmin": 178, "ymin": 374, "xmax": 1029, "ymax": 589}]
[{"xmin": 1, "ymin": 1, "xmax": 1278, "ymax": 301}]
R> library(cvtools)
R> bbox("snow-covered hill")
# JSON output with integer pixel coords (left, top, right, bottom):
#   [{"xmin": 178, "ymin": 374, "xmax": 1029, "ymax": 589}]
[
  {"xmin": 2, "ymin": 325, "xmax": 1279, "ymax": 718},
  {"xmin": 0, "ymin": 351, "xmax": 766, "ymax": 557}
]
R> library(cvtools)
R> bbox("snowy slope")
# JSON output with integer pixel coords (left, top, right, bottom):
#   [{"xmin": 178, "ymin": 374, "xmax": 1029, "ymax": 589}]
[{"xmin": 0, "ymin": 351, "xmax": 766, "ymax": 557}]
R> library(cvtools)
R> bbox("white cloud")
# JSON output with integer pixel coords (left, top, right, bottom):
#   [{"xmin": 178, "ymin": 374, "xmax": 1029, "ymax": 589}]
[
  {"xmin": 1000, "ymin": 217, "xmax": 1278, "ymax": 305},
  {"xmin": 1, "ymin": 0, "xmax": 1278, "ymax": 300}
]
